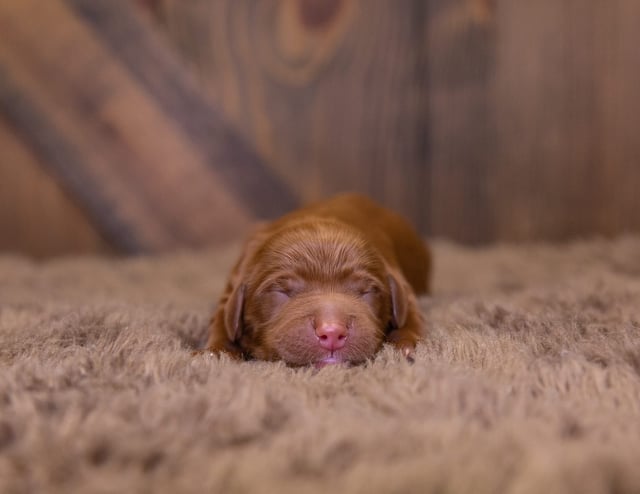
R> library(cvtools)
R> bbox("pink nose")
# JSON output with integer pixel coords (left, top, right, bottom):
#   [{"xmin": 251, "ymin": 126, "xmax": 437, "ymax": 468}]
[{"xmin": 315, "ymin": 322, "xmax": 347, "ymax": 351}]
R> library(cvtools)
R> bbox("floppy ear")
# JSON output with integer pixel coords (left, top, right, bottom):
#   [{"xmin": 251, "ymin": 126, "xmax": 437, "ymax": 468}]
[
  {"xmin": 223, "ymin": 283, "xmax": 245, "ymax": 342},
  {"xmin": 206, "ymin": 225, "xmax": 271, "ymax": 357},
  {"xmin": 387, "ymin": 270, "xmax": 408, "ymax": 329},
  {"xmin": 206, "ymin": 281, "xmax": 245, "ymax": 358}
]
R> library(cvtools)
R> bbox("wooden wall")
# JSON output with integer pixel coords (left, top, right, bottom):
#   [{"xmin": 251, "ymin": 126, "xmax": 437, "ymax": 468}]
[
  {"xmin": 0, "ymin": 0, "xmax": 295, "ymax": 257},
  {"xmin": 0, "ymin": 121, "xmax": 113, "ymax": 257},
  {"xmin": 1, "ymin": 0, "xmax": 639, "ymax": 257},
  {"xmin": 153, "ymin": 0, "xmax": 640, "ymax": 244}
]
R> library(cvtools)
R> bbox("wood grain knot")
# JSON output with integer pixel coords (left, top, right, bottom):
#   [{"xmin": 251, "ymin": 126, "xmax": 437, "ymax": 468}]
[
  {"xmin": 297, "ymin": 0, "xmax": 342, "ymax": 31},
  {"xmin": 471, "ymin": 0, "xmax": 494, "ymax": 23},
  {"xmin": 252, "ymin": 0, "xmax": 357, "ymax": 86}
]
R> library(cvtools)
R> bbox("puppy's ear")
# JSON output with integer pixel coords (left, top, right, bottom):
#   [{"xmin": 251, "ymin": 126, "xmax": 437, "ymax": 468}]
[
  {"xmin": 206, "ymin": 282, "xmax": 245, "ymax": 358},
  {"xmin": 207, "ymin": 224, "xmax": 270, "ymax": 358},
  {"xmin": 387, "ymin": 270, "xmax": 408, "ymax": 329},
  {"xmin": 224, "ymin": 283, "xmax": 245, "ymax": 342}
]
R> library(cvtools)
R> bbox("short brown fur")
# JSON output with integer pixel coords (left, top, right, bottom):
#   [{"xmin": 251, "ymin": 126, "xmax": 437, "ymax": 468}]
[{"xmin": 207, "ymin": 193, "xmax": 431, "ymax": 366}]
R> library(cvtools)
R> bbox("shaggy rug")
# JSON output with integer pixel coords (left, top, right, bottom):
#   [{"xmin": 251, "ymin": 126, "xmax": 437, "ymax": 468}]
[{"xmin": 1, "ymin": 237, "xmax": 640, "ymax": 494}]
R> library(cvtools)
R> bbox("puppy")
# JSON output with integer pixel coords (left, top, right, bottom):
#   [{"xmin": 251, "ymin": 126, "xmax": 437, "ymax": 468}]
[{"xmin": 206, "ymin": 193, "xmax": 431, "ymax": 366}]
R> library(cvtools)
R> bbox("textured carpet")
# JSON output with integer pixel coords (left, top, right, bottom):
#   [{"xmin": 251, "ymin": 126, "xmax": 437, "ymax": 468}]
[{"xmin": 1, "ymin": 237, "xmax": 640, "ymax": 494}]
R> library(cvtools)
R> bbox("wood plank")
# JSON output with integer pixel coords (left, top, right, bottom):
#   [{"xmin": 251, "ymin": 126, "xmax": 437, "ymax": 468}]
[
  {"xmin": 426, "ymin": 0, "xmax": 496, "ymax": 243},
  {"xmin": 150, "ymin": 0, "xmax": 640, "ymax": 244},
  {"xmin": 155, "ymin": 0, "xmax": 431, "ymax": 232},
  {"xmin": 428, "ymin": 0, "xmax": 640, "ymax": 243},
  {"xmin": 490, "ymin": 0, "xmax": 597, "ymax": 241},
  {"xmin": 597, "ymin": 0, "xmax": 640, "ymax": 235},
  {"xmin": 0, "ymin": 0, "xmax": 294, "ymax": 254},
  {"xmin": 0, "ymin": 117, "xmax": 114, "ymax": 258},
  {"xmin": 67, "ymin": 0, "xmax": 298, "ymax": 220},
  {"xmin": 0, "ymin": 66, "xmax": 147, "ymax": 253},
  {"xmin": 489, "ymin": 0, "xmax": 640, "ymax": 242}
]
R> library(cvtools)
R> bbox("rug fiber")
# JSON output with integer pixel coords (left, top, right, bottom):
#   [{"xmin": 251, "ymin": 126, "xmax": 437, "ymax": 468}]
[{"xmin": 1, "ymin": 238, "xmax": 640, "ymax": 493}]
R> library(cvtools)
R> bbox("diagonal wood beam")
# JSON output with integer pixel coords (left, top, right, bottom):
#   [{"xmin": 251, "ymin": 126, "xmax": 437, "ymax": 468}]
[{"xmin": 0, "ymin": 0, "xmax": 297, "ymax": 253}]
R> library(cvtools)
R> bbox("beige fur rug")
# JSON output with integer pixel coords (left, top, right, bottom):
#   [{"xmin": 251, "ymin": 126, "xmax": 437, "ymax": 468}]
[{"xmin": 1, "ymin": 237, "xmax": 640, "ymax": 494}]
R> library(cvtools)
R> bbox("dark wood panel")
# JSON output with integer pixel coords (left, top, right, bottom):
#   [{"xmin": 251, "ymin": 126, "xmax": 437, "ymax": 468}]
[
  {"xmin": 427, "ymin": 0, "xmax": 640, "ymax": 242},
  {"xmin": 598, "ymin": 0, "xmax": 640, "ymax": 235},
  {"xmin": 488, "ymin": 0, "xmax": 598, "ymax": 241},
  {"xmin": 150, "ymin": 0, "xmax": 640, "ymax": 244},
  {"xmin": 426, "ymin": 0, "xmax": 496, "ymax": 243},
  {"xmin": 487, "ymin": 0, "xmax": 640, "ymax": 241}
]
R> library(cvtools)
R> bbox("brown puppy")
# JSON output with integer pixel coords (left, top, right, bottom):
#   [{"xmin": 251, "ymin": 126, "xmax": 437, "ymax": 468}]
[{"xmin": 207, "ymin": 193, "xmax": 431, "ymax": 366}]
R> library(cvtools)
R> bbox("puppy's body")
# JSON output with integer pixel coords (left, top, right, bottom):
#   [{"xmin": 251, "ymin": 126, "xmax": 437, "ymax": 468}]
[{"xmin": 207, "ymin": 193, "xmax": 431, "ymax": 366}]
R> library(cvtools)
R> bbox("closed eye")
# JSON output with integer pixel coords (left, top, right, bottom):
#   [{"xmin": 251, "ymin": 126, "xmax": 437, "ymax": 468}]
[
  {"xmin": 270, "ymin": 289, "xmax": 291, "ymax": 307},
  {"xmin": 268, "ymin": 277, "xmax": 305, "ymax": 298},
  {"xmin": 354, "ymin": 281, "xmax": 380, "ymax": 295},
  {"xmin": 356, "ymin": 285, "xmax": 381, "ymax": 306},
  {"xmin": 359, "ymin": 287, "xmax": 379, "ymax": 296},
  {"xmin": 272, "ymin": 286, "xmax": 295, "ymax": 298}
]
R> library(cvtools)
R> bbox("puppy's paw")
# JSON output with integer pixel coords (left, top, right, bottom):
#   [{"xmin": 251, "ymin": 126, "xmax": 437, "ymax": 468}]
[
  {"xmin": 393, "ymin": 341, "xmax": 416, "ymax": 363},
  {"xmin": 386, "ymin": 330, "xmax": 419, "ymax": 363},
  {"xmin": 401, "ymin": 344, "xmax": 416, "ymax": 363},
  {"xmin": 205, "ymin": 340, "xmax": 245, "ymax": 360},
  {"xmin": 191, "ymin": 348, "xmax": 228, "ymax": 358}
]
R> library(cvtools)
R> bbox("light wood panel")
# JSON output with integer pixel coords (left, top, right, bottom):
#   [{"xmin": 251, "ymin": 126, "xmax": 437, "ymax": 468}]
[
  {"xmin": 0, "ymin": 118, "xmax": 113, "ymax": 258},
  {"xmin": 0, "ymin": 0, "xmax": 296, "ymax": 255}
]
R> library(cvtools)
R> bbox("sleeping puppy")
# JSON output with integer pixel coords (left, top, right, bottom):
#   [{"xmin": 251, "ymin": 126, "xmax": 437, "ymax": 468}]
[{"xmin": 207, "ymin": 193, "xmax": 431, "ymax": 367}]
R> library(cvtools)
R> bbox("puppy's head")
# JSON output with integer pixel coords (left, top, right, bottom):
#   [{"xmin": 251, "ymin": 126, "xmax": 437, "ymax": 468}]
[{"xmin": 221, "ymin": 219, "xmax": 408, "ymax": 366}]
